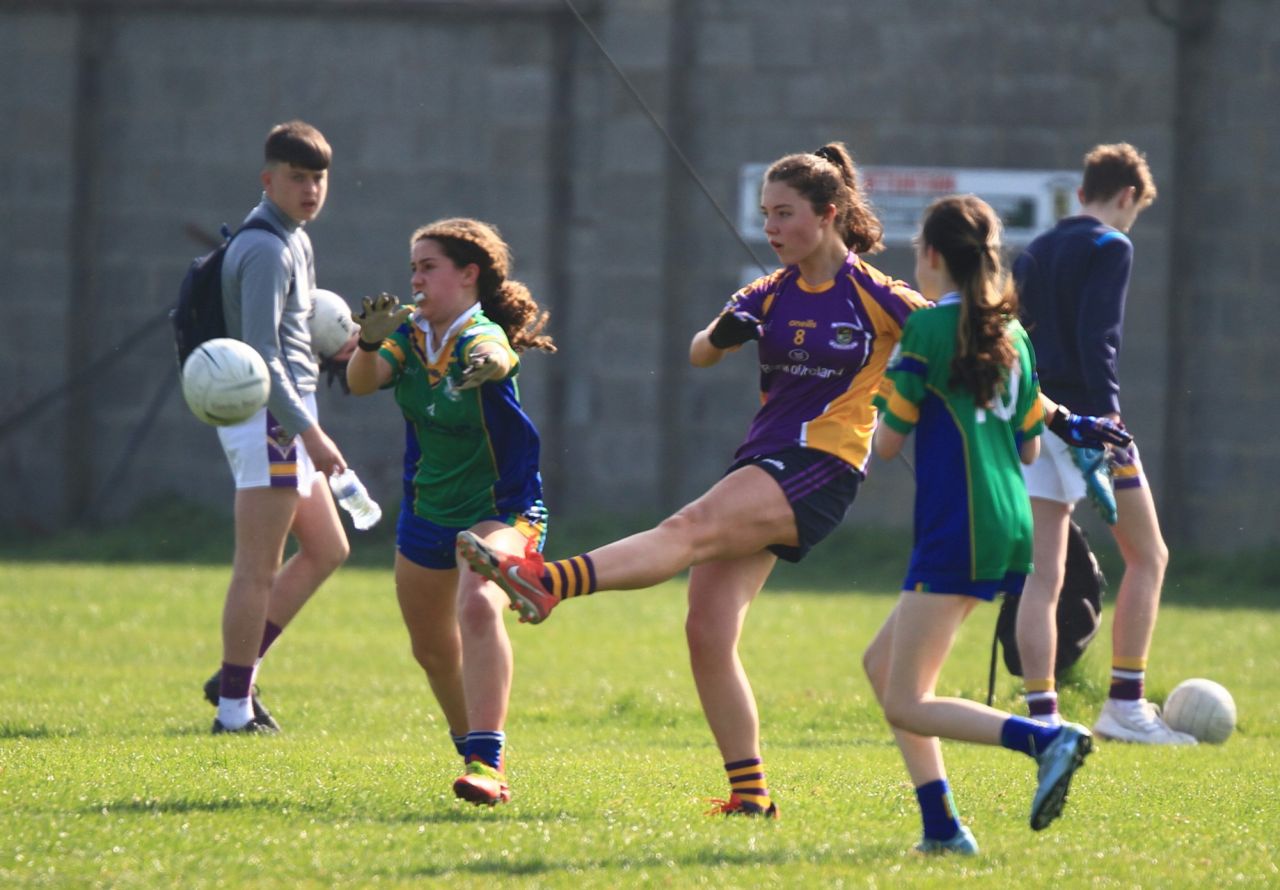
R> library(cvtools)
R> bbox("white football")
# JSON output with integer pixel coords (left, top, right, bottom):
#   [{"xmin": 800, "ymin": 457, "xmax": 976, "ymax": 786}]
[
  {"xmin": 181, "ymin": 338, "xmax": 270, "ymax": 426},
  {"xmin": 1163, "ymin": 678, "xmax": 1236, "ymax": 744},
  {"xmin": 309, "ymin": 288, "xmax": 357, "ymax": 360}
]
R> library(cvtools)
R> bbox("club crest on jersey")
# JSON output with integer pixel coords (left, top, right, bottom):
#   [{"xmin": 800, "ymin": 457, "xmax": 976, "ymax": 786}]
[{"xmin": 829, "ymin": 322, "xmax": 865, "ymax": 350}]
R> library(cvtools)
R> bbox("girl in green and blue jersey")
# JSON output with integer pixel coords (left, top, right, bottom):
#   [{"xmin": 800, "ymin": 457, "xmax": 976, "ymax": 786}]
[
  {"xmin": 346, "ymin": 218, "xmax": 554, "ymax": 807},
  {"xmin": 864, "ymin": 195, "xmax": 1093, "ymax": 855}
]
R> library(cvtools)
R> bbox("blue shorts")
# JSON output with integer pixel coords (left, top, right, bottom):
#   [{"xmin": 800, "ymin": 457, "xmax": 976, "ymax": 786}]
[
  {"xmin": 727, "ymin": 446, "xmax": 861, "ymax": 563},
  {"xmin": 397, "ymin": 500, "xmax": 548, "ymax": 570},
  {"xmin": 902, "ymin": 571, "xmax": 1027, "ymax": 602}
]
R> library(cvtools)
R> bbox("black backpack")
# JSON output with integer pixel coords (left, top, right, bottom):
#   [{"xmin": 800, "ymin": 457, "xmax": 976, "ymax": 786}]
[
  {"xmin": 171, "ymin": 219, "xmax": 284, "ymax": 367},
  {"xmin": 987, "ymin": 520, "xmax": 1106, "ymax": 701}
]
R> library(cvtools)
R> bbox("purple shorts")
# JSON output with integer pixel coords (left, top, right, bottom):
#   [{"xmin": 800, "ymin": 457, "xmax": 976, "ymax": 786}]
[{"xmin": 726, "ymin": 446, "xmax": 861, "ymax": 563}]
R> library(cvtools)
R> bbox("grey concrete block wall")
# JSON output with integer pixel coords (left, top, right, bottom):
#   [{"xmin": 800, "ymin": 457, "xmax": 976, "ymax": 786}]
[{"xmin": 1, "ymin": 0, "xmax": 1276, "ymax": 551}]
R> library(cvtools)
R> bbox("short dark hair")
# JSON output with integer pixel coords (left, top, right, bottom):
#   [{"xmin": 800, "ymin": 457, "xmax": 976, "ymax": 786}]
[
  {"xmin": 264, "ymin": 120, "xmax": 331, "ymax": 171},
  {"xmin": 1081, "ymin": 142, "xmax": 1155, "ymax": 208}
]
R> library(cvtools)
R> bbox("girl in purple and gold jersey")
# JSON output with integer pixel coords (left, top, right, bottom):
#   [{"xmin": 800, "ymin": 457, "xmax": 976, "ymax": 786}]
[{"xmin": 459, "ymin": 143, "xmax": 928, "ymax": 817}]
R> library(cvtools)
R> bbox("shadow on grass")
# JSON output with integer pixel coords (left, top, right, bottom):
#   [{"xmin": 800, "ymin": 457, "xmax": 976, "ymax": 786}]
[
  {"xmin": 0, "ymin": 723, "xmax": 80, "ymax": 740},
  {"xmin": 89, "ymin": 795, "xmax": 575, "ymax": 825},
  {"xmin": 390, "ymin": 840, "xmax": 909, "ymax": 880},
  {"xmin": 3, "ymin": 497, "xmax": 1276, "ymax": 608}
]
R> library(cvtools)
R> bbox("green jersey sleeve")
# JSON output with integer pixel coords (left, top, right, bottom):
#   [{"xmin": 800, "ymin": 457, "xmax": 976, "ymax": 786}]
[{"xmin": 873, "ymin": 313, "xmax": 929, "ymax": 435}]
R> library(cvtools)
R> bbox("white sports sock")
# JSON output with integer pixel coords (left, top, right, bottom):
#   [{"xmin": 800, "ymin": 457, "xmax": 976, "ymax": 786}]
[{"xmin": 217, "ymin": 696, "xmax": 254, "ymax": 729}]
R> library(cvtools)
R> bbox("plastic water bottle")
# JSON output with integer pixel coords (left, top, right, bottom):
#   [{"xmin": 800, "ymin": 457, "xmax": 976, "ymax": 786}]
[{"xmin": 329, "ymin": 468, "xmax": 382, "ymax": 530}]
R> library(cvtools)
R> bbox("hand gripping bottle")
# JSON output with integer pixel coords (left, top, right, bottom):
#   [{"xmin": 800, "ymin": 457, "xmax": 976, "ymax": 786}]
[{"xmin": 328, "ymin": 468, "xmax": 382, "ymax": 530}]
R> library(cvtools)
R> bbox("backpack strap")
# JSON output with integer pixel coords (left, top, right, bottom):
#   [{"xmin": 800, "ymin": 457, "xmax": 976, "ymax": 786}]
[
  {"xmin": 233, "ymin": 217, "xmax": 294, "ymax": 293},
  {"xmin": 235, "ymin": 217, "xmax": 286, "ymax": 242}
]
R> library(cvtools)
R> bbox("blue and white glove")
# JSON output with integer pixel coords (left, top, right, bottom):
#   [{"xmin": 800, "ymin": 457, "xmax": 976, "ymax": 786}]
[{"xmin": 1048, "ymin": 405, "xmax": 1132, "ymax": 450}]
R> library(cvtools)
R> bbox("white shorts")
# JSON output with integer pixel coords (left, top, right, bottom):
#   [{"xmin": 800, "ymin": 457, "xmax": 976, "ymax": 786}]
[
  {"xmin": 217, "ymin": 392, "xmax": 320, "ymax": 493},
  {"xmin": 1021, "ymin": 431, "xmax": 1086, "ymax": 505}
]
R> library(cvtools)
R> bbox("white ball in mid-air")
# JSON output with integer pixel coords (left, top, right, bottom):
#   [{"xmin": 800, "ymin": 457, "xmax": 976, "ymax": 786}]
[
  {"xmin": 181, "ymin": 338, "xmax": 269, "ymax": 426},
  {"xmin": 309, "ymin": 288, "xmax": 357, "ymax": 360},
  {"xmin": 1163, "ymin": 678, "xmax": 1236, "ymax": 744}
]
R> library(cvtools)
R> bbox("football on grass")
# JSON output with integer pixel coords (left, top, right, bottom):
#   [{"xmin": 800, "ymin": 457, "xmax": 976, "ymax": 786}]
[
  {"xmin": 181, "ymin": 338, "xmax": 269, "ymax": 426},
  {"xmin": 1163, "ymin": 678, "xmax": 1236, "ymax": 744},
  {"xmin": 309, "ymin": 288, "xmax": 357, "ymax": 360}
]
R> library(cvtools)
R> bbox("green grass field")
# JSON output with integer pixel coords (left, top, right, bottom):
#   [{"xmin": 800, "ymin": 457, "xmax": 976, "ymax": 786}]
[{"xmin": 2, "ymin": 531, "xmax": 1278, "ymax": 887}]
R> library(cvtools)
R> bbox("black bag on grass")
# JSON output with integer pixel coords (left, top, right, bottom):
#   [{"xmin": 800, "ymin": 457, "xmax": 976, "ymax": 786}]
[{"xmin": 996, "ymin": 520, "xmax": 1105, "ymax": 678}]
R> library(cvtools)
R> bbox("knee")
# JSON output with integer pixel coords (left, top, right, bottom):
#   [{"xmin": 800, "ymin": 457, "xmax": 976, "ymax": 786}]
[
  {"xmin": 310, "ymin": 538, "xmax": 350, "ymax": 577},
  {"xmin": 881, "ymin": 692, "xmax": 920, "ymax": 733},
  {"xmin": 456, "ymin": 587, "xmax": 500, "ymax": 637},
  {"xmin": 410, "ymin": 637, "xmax": 458, "ymax": 677},
  {"xmin": 661, "ymin": 504, "xmax": 713, "ymax": 553},
  {"xmin": 685, "ymin": 606, "xmax": 731, "ymax": 663},
  {"xmin": 1140, "ymin": 538, "xmax": 1170, "ymax": 577},
  {"xmin": 861, "ymin": 644, "xmax": 886, "ymax": 697},
  {"xmin": 329, "ymin": 538, "xmax": 352, "ymax": 571}
]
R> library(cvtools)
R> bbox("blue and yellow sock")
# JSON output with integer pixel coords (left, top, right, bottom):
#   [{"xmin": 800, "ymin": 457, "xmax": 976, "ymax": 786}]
[
  {"xmin": 1109, "ymin": 656, "xmax": 1146, "ymax": 701},
  {"xmin": 725, "ymin": 757, "xmax": 771, "ymax": 809},
  {"xmin": 541, "ymin": 554, "xmax": 598, "ymax": 600},
  {"xmin": 915, "ymin": 779, "xmax": 961, "ymax": 841},
  {"xmin": 1000, "ymin": 715, "xmax": 1063, "ymax": 757},
  {"xmin": 463, "ymin": 730, "xmax": 505, "ymax": 771}
]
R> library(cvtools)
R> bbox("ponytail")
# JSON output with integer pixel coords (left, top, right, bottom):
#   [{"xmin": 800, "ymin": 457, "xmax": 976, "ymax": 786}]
[{"xmin": 919, "ymin": 196, "xmax": 1017, "ymax": 406}]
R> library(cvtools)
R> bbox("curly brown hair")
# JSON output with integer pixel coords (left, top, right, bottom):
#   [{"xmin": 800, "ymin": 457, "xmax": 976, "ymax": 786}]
[
  {"xmin": 1082, "ymin": 142, "xmax": 1157, "ymax": 208},
  {"xmin": 409, "ymin": 218, "xmax": 555, "ymax": 353},
  {"xmin": 919, "ymin": 195, "xmax": 1018, "ymax": 407},
  {"xmin": 764, "ymin": 142, "xmax": 884, "ymax": 254}
]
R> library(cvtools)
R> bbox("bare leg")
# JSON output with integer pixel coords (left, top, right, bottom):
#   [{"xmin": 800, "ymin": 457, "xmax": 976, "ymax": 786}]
[
  {"xmin": 223, "ymin": 487, "xmax": 297, "ymax": 666},
  {"xmin": 1109, "ymin": 484, "xmax": 1169, "ymax": 664},
  {"xmin": 395, "ymin": 553, "xmax": 468, "ymax": 736},
  {"xmin": 267, "ymin": 476, "xmax": 349, "ymax": 628},
  {"xmin": 1015, "ymin": 498, "xmax": 1073, "ymax": 684},
  {"xmin": 686, "ymin": 550, "xmax": 777, "ymax": 764},
  {"xmin": 863, "ymin": 601, "xmax": 946, "ymax": 787},
  {"xmin": 882, "ymin": 592, "xmax": 1008, "ymax": 747},
  {"xmin": 588, "ymin": 467, "xmax": 797, "ymax": 590},
  {"xmin": 457, "ymin": 521, "xmax": 526, "ymax": 734}
]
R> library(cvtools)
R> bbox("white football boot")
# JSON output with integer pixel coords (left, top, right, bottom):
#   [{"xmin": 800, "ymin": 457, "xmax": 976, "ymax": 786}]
[{"xmin": 1093, "ymin": 698, "xmax": 1197, "ymax": 744}]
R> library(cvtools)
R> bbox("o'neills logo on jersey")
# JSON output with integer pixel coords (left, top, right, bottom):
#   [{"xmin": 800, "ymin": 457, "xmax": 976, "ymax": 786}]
[
  {"xmin": 830, "ymin": 322, "xmax": 869, "ymax": 351},
  {"xmin": 788, "ymin": 319, "xmax": 817, "ymax": 329}
]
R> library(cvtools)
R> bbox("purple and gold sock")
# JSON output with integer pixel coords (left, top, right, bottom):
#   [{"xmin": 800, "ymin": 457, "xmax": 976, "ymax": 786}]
[
  {"xmin": 1109, "ymin": 656, "xmax": 1146, "ymax": 701},
  {"xmin": 541, "ymin": 554, "xmax": 598, "ymax": 600},
  {"xmin": 1024, "ymin": 678, "xmax": 1059, "ymax": 720},
  {"xmin": 725, "ymin": 757, "xmax": 771, "ymax": 809}
]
